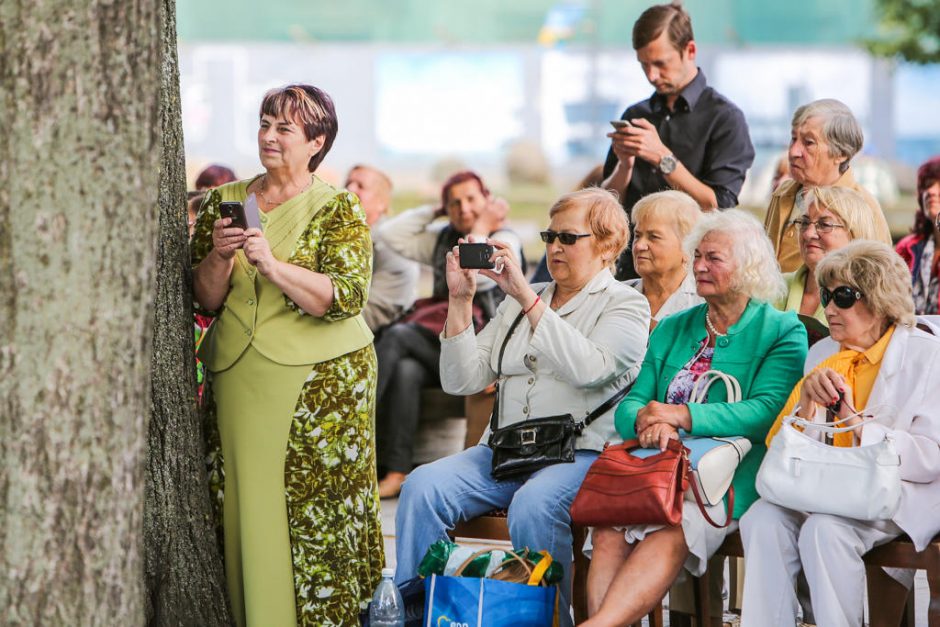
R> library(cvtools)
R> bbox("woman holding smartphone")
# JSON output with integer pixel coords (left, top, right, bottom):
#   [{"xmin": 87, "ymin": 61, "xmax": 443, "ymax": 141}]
[{"xmin": 191, "ymin": 84, "xmax": 380, "ymax": 626}]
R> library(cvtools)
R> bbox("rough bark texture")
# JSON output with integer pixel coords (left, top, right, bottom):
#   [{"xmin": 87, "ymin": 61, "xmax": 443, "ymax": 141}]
[
  {"xmin": 0, "ymin": 1, "xmax": 161, "ymax": 624},
  {"xmin": 143, "ymin": 0, "xmax": 233, "ymax": 624}
]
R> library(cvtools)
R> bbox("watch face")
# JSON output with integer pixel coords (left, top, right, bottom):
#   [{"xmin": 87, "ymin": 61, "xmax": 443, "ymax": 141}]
[{"xmin": 659, "ymin": 154, "xmax": 677, "ymax": 175}]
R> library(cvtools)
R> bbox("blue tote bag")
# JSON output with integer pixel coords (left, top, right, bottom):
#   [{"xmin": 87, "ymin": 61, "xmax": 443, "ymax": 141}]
[{"xmin": 423, "ymin": 574, "xmax": 558, "ymax": 627}]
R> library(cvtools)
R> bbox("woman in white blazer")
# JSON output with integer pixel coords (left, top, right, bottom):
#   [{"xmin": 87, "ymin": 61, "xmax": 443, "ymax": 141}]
[
  {"xmin": 394, "ymin": 188, "xmax": 651, "ymax": 626},
  {"xmin": 740, "ymin": 240, "xmax": 940, "ymax": 627}
]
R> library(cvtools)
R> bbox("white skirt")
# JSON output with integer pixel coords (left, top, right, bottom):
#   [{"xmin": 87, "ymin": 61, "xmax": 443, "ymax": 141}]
[{"xmin": 583, "ymin": 502, "xmax": 738, "ymax": 577}]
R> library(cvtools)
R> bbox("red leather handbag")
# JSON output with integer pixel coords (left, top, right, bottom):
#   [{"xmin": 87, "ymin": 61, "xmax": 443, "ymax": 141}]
[{"xmin": 570, "ymin": 438, "xmax": 689, "ymax": 527}]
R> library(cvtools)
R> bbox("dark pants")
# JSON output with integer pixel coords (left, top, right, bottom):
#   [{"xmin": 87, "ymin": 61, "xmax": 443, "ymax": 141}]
[{"xmin": 374, "ymin": 322, "xmax": 441, "ymax": 473}]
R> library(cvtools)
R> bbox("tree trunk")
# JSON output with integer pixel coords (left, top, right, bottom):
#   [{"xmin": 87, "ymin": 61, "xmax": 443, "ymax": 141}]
[
  {"xmin": 143, "ymin": 0, "xmax": 232, "ymax": 624},
  {"xmin": 0, "ymin": 1, "xmax": 161, "ymax": 624}
]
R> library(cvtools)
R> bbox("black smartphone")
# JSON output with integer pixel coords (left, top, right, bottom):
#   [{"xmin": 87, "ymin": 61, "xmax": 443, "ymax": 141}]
[
  {"xmin": 458, "ymin": 243, "xmax": 495, "ymax": 269},
  {"xmin": 219, "ymin": 201, "xmax": 248, "ymax": 230}
]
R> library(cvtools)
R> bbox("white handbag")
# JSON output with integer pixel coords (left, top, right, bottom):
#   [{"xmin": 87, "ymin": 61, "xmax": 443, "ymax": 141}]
[
  {"xmin": 755, "ymin": 411, "xmax": 902, "ymax": 520},
  {"xmin": 685, "ymin": 371, "xmax": 752, "ymax": 506}
]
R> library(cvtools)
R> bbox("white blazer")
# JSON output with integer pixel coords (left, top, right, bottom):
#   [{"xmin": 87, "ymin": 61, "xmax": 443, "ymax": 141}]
[
  {"xmin": 806, "ymin": 324, "xmax": 940, "ymax": 551},
  {"xmin": 439, "ymin": 268, "xmax": 651, "ymax": 452}
]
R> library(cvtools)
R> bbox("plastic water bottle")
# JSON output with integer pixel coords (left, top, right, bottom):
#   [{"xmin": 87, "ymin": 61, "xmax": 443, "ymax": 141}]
[{"xmin": 369, "ymin": 567, "xmax": 405, "ymax": 627}]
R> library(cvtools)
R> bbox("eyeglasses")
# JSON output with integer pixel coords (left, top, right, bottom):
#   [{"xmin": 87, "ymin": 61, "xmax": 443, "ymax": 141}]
[
  {"xmin": 820, "ymin": 285, "xmax": 863, "ymax": 309},
  {"xmin": 789, "ymin": 218, "xmax": 847, "ymax": 234},
  {"xmin": 539, "ymin": 230, "xmax": 592, "ymax": 245}
]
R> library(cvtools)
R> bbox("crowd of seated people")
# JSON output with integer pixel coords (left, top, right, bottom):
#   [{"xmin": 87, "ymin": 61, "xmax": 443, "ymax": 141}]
[{"xmin": 186, "ymin": 5, "xmax": 940, "ymax": 624}]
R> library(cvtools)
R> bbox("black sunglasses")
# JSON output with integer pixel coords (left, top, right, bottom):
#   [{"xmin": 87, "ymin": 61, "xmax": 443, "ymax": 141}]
[
  {"xmin": 820, "ymin": 285, "xmax": 863, "ymax": 309},
  {"xmin": 540, "ymin": 230, "xmax": 592, "ymax": 245}
]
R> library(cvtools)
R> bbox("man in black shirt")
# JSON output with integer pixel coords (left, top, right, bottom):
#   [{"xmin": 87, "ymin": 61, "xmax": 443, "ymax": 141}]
[{"xmin": 603, "ymin": 2, "xmax": 754, "ymax": 279}]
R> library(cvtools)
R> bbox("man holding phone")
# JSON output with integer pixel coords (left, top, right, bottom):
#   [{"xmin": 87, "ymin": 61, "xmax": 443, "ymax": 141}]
[{"xmin": 603, "ymin": 2, "xmax": 754, "ymax": 279}]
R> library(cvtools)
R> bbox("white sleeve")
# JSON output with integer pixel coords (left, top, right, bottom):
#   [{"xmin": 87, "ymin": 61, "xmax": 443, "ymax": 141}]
[{"xmin": 375, "ymin": 204, "xmax": 441, "ymax": 265}]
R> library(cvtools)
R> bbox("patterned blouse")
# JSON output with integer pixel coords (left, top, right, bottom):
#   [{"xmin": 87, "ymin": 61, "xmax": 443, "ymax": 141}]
[{"xmin": 665, "ymin": 338, "xmax": 715, "ymax": 405}]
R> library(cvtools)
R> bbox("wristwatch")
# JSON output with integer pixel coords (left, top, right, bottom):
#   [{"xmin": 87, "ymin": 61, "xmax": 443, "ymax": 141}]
[{"xmin": 659, "ymin": 153, "xmax": 677, "ymax": 175}]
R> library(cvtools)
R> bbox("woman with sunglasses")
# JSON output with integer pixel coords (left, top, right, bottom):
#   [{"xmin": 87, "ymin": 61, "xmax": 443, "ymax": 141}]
[
  {"xmin": 741, "ymin": 240, "xmax": 940, "ymax": 626},
  {"xmin": 394, "ymin": 188, "xmax": 650, "ymax": 626},
  {"xmin": 775, "ymin": 186, "xmax": 889, "ymax": 326}
]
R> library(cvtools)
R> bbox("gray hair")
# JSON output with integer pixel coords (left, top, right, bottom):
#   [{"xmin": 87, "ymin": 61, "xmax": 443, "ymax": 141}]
[
  {"xmin": 815, "ymin": 240, "xmax": 916, "ymax": 327},
  {"xmin": 684, "ymin": 209, "xmax": 786, "ymax": 303},
  {"xmin": 792, "ymin": 99, "xmax": 863, "ymax": 175}
]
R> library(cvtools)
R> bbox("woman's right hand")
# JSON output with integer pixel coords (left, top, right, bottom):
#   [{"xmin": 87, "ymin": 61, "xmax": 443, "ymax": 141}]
[
  {"xmin": 212, "ymin": 217, "xmax": 248, "ymax": 260},
  {"xmin": 445, "ymin": 242, "xmax": 477, "ymax": 301},
  {"xmin": 797, "ymin": 368, "xmax": 848, "ymax": 418}
]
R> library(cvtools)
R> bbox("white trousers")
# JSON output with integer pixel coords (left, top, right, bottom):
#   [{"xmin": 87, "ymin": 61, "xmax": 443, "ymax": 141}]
[{"xmin": 739, "ymin": 499, "xmax": 902, "ymax": 627}]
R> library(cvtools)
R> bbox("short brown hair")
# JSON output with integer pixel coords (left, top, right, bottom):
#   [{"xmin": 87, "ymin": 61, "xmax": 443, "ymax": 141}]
[
  {"xmin": 549, "ymin": 188, "xmax": 630, "ymax": 267},
  {"xmin": 633, "ymin": 3, "xmax": 694, "ymax": 52},
  {"xmin": 260, "ymin": 84, "xmax": 338, "ymax": 172}
]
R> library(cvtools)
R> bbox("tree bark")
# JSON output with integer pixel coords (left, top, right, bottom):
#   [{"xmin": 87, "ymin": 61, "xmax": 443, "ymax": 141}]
[
  {"xmin": 0, "ymin": 1, "xmax": 161, "ymax": 624},
  {"xmin": 143, "ymin": 0, "xmax": 232, "ymax": 624}
]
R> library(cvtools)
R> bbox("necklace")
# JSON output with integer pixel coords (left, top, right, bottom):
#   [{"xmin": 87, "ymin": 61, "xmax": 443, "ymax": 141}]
[
  {"xmin": 705, "ymin": 307, "xmax": 726, "ymax": 338},
  {"xmin": 259, "ymin": 174, "xmax": 312, "ymax": 207}
]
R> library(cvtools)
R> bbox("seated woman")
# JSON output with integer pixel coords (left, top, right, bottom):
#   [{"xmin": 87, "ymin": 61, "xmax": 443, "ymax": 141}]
[
  {"xmin": 395, "ymin": 188, "xmax": 651, "ymax": 626},
  {"xmin": 740, "ymin": 240, "xmax": 940, "ymax": 627},
  {"xmin": 627, "ymin": 190, "xmax": 703, "ymax": 329},
  {"xmin": 776, "ymin": 186, "xmax": 886, "ymax": 324},
  {"xmin": 896, "ymin": 156, "xmax": 940, "ymax": 315},
  {"xmin": 584, "ymin": 210, "xmax": 807, "ymax": 626}
]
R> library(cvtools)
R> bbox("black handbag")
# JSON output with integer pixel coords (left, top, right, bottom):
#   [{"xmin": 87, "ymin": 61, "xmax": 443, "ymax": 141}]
[{"xmin": 488, "ymin": 304, "xmax": 633, "ymax": 480}]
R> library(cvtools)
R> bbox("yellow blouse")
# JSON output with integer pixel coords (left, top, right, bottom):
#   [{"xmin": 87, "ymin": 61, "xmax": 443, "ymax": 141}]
[{"xmin": 765, "ymin": 325, "xmax": 895, "ymax": 447}]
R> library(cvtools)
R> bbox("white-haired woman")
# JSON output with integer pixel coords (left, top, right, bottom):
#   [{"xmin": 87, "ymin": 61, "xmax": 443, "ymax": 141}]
[
  {"xmin": 777, "ymin": 185, "xmax": 889, "ymax": 324},
  {"xmin": 584, "ymin": 210, "xmax": 808, "ymax": 625},
  {"xmin": 741, "ymin": 241, "xmax": 940, "ymax": 627},
  {"xmin": 764, "ymin": 98, "xmax": 891, "ymax": 273},
  {"xmin": 628, "ymin": 190, "xmax": 703, "ymax": 330}
]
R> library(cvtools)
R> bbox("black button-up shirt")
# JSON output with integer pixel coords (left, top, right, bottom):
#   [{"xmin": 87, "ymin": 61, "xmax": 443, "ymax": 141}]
[
  {"xmin": 603, "ymin": 69, "xmax": 754, "ymax": 209},
  {"xmin": 602, "ymin": 69, "xmax": 754, "ymax": 278}
]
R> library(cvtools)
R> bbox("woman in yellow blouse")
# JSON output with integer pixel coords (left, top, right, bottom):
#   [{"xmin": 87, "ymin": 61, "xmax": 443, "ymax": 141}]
[
  {"xmin": 191, "ymin": 85, "xmax": 382, "ymax": 626},
  {"xmin": 741, "ymin": 241, "xmax": 940, "ymax": 626}
]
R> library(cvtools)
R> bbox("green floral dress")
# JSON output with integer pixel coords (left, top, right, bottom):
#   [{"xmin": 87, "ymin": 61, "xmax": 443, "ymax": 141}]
[{"xmin": 192, "ymin": 180, "xmax": 384, "ymax": 627}]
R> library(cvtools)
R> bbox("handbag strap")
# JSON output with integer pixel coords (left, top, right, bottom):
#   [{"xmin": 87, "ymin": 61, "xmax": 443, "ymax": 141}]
[
  {"xmin": 622, "ymin": 437, "xmax": 734, "ymax": 529},
  {"xmin": 688, "ymin": 369, "xmax": 742, "ymax": 404},
  {"xmin": 488, "ymin": 290, "xmax": 634, "ymax": 433},
  {"xmin": 784, "ymin": 409, "xmax": 880, "ymax": 434}
]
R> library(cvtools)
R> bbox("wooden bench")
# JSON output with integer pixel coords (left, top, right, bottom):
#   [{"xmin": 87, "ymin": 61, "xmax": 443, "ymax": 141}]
[{"xmin": 675, "ymin": 531, "xmax": 940, "ymax": 627}]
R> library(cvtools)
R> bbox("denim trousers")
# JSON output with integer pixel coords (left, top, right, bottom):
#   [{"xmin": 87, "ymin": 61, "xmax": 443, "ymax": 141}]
[{"xmin": 395, "ymin": 444, "xmax": 598, "ymax": 627}]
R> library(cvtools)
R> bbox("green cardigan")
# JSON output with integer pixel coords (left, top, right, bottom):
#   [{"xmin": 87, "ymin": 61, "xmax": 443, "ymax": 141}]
[{"xmin": 615, "ymin": 300, "xmax": 807, "ymax": 518}]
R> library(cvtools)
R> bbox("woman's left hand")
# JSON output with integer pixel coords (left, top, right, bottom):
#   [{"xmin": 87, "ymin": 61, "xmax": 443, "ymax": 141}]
[
  {"xmin": 479, "ymin": 238, "xmax": 531, "ymax": 303},
  {"xmin": 638, "ymin": 423, "xmax": 680, "ymax": 451},
  {"xmin": 635, "ymin": 400, "xmax": 692, "ymax": 433},
  {"xmin": 243, "ymin": 228, "xmax": 279, "ymax": 278}
]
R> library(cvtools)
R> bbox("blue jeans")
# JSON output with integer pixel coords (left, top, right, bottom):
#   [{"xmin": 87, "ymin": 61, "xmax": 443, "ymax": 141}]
[{"xmin": 395, "ymin": 444, "xmax": 598, "ymax": 627}]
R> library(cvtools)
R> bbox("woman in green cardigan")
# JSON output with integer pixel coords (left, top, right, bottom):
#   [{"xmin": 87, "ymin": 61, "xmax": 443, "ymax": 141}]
[
  {"xmin": 583, "ymin": 210, "xmax": 807, "ymax": 626},
  {"xmin": 191, "ymin": 85, "xmax": 382, "ymax": 626}
]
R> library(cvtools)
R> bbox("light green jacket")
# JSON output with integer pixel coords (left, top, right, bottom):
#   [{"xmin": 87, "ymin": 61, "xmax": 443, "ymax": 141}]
[
  {"xmin": 191, "ymin": 177, "xmax": 373, "ymax": 372},
  {"xmin": 615, "ymin": 300, "xmax": 807, "ymax": 518},
  {"xmin": 775, "ymin": 265, "xmax": 826, "ymax": 324}
]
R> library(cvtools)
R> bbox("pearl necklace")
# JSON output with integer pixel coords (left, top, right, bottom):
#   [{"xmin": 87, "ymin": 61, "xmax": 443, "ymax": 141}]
[
  {"xmin": 705, "ymin": 307, "xmax": 726, "ymax": 338},
  {"xmin": 259, "ymin": 174, "xmax": 312, "ymax": 207}
]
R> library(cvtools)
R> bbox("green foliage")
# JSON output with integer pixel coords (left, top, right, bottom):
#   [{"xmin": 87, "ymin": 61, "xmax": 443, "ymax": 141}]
[{"xmin": 865, "ymin": 0, "xmax": 940, "ymax": 63}]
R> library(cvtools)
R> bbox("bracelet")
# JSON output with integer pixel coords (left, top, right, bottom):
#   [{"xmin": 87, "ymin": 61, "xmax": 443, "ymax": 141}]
[{"xmin": 523, "ymin": 295, "xmax": 541, "ymax": 315}]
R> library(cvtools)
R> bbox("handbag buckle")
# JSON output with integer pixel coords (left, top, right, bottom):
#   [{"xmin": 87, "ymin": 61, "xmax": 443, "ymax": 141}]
[{"xmin": 520, "ymin": 428, "xmax": 537, "ymax": 446}]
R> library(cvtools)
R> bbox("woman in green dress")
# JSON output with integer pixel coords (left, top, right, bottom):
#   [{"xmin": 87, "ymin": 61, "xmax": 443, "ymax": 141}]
[{"xmin": 191, "ymin": 84, "xmax": 383, "ymax": 626}]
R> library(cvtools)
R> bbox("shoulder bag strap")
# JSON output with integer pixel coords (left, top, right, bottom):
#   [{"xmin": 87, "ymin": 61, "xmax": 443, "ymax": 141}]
[
  {"xmin": 689, "ymin": 479, "xmax": 735, "ymax": 529},
  {"xmin": 488, "ymin": 291, "xmax": 543, "ymax": 433},
  {"xmin": 488, "ymin": 287, "xmax": 636, "ymax": 435}
]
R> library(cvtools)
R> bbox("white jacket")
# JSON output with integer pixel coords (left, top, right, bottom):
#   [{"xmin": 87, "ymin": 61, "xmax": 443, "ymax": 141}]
[
  {"xmin": 805, "ymin": 324, "xmax": 940, "ymax": 551},
  {"xmin": 439, "ymin": 268, "xmax": 651, "ymax": 451}
]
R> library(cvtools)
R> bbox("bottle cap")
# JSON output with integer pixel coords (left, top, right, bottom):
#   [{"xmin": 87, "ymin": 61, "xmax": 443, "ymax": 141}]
[{"xmin": 381, "ymin": 567, "xmax": 395, "ymax": 578}]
